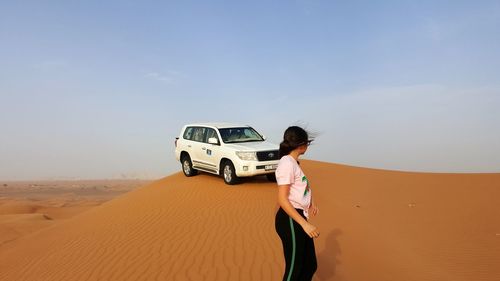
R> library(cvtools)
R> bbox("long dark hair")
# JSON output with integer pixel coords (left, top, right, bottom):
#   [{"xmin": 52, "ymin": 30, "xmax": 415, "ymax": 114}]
[{"xmin": 279, "ymin": 126, "xmax": 312, "ymax": 158}]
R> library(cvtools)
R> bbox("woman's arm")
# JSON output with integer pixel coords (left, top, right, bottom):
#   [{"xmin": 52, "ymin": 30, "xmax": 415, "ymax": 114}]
[
  {"xmin": 309, "ymin": 194, "xmax": 319, "ymax": 216},
  {"xmin": 278, "ymin": 184, "xmax": 320, "ymax": 238}
]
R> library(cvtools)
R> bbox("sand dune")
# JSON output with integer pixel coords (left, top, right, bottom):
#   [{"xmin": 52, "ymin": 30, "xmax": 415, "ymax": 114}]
[
  {"xmin": 0, "ymin": 160, "xmax": 499, "ymax": 281},
  {"xmin": 0, "ymin": 213, "xmax": 54, "ymax": 246},
  {"xmin": 0, "ymin": 200, "xmax": 42, "ymax": 215},
  {"xmin": 0, "ymin": 180, "xmax": 148, "ymax": 248}
]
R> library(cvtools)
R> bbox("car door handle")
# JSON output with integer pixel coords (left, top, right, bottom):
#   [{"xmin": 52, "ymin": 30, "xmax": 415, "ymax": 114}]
[
  {"xmin": 202, "ymin": 147, "xmax": 206, "ymax": 150},
  {"xmin": 187, "ymin": 145, "xmax": 191, "ymax": 148}
]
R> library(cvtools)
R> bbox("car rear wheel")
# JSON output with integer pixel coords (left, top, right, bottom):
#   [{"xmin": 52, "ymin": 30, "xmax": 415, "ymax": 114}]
[
  {"xmin": 181, "ymin": 154, "xmax": 198, "ymax": 177},
  {"xmin": 222, "ymin": 161, "xmax": 239, "ymax": 185}
]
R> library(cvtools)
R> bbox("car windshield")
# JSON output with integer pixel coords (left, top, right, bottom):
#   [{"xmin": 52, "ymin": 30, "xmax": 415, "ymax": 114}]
[{"xmin": 218, "ymin": 127, "xmax": 264, "ymax": 143}]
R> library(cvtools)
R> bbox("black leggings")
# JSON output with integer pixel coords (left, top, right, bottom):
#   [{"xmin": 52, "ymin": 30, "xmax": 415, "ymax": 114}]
[{"xmin": 275, "ymin": 207, "xmax": 317, "ymax": 281}]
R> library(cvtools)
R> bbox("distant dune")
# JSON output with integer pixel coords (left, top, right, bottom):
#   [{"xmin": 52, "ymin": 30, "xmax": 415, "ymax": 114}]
[
  {"xmin": 0, "ymin": 160, "xmax": 499, "ymax": 281},
  {"xmin": 0, "ymin": 180, "xmax": 148, "ymax": 247}
]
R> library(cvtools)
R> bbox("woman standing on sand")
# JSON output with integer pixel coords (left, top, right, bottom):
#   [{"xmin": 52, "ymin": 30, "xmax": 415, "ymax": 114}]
[{"xmin": 275, "ymin": 126, "xmax": 319, "ymax": 281}]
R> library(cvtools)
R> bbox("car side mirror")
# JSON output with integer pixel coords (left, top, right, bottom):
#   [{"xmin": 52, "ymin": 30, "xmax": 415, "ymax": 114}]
[
  {"xmin": 261, "ymin": 135, "xmax": 267, "ymax": 140},
  {"xmin": 208, "ymin": 137, "xmax": 219, "ymax": 145}
]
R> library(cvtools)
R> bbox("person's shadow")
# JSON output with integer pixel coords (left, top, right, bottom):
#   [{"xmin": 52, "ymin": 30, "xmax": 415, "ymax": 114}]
[{"xmin": 316, "ymin": 228, "xmax": 342, "ymax": 281}]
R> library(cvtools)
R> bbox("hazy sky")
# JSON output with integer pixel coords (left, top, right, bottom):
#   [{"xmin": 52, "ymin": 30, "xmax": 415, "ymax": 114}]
[{"xmin": 1, "ymin": 1, "xmax": 500, "ymax": 180}]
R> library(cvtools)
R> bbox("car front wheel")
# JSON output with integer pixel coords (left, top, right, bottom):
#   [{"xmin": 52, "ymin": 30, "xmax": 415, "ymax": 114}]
[
  {"xmin": 266, "ymin": 173, "xmax": 276, "ymax": 182},
  {"xmin": 222, "ymin": 161, "xmax": 239, "ymax": 185}
]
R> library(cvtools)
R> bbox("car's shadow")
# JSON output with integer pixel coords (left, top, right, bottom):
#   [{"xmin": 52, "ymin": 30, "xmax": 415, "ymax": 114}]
[{"xmin": 193, "ymin": 171, "xmax": 274, "ymax": 185}]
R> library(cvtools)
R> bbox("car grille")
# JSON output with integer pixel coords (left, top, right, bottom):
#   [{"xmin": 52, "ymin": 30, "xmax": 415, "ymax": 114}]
[{"xmin": 256, "ymin": 150, "xmax": 279, "ymax": 161}]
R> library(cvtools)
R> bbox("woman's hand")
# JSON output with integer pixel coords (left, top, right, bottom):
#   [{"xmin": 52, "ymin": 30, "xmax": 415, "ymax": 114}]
[
  {"xmin": 309, "ymin": 203, "xmax": 319, "ymax": 217},
  {"xmin": 301, "ymin": 222, "xmax": 320, "ymax": 238}
]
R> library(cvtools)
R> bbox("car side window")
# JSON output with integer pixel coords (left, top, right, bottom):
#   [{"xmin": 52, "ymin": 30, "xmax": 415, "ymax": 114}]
[
  {"xmin": 192, "ymin": 127, "xmax": 207, "ymax": 142},
  {"xmin": 183, "ymin": 127, "xmax": 194, "ymax": 140},
  {"xmin": 205, "ymin": 128, "xmax": 219, "ymax": 143}
]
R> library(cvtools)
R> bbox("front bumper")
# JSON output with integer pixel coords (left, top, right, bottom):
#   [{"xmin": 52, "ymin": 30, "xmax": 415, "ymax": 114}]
[{"xmin": 234, "ymin": 160, "xmax": 279, "ymax": 177}]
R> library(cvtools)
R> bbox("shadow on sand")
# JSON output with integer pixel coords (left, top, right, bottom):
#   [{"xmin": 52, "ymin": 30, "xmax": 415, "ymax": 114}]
[{"xmin": 316, "ymin": 228, "xmax": 342, "ymax": 281}]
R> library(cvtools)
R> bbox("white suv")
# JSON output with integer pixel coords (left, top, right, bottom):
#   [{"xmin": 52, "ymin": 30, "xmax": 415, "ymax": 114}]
[{"xmin": 174, "ymin": 123, "xmax": 279, "ymax": 185}]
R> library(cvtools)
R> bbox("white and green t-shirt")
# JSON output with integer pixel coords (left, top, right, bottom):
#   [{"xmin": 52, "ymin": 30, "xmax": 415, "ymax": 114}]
[{"xmin": 275, "ymin": 155, "xmax": 312, "ymax": 218}]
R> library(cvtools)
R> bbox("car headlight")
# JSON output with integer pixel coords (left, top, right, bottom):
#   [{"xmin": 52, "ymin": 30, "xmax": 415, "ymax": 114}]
[{"xmin": 236, "ymin": 151, "xmax": 257, "ymax": 161}]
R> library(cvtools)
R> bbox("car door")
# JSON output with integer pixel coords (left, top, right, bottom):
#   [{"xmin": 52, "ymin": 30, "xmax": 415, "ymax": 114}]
[
  {"xmin": 189, "ymin": 126, "xmax": 209, "ymax": 169},
  {"xmin": 197, "ymin": 128, "xmax": 222, "ymax": 173}
]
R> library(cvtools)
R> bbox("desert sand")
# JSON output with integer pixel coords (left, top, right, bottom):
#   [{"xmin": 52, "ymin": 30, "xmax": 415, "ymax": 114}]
[
  {"xmin": 0, "ymin": 160, "xmax": 499, "ymax": 281},
  {"xmin": 0, "ymin": 180, "xmax": 150, "ymax": 246}
]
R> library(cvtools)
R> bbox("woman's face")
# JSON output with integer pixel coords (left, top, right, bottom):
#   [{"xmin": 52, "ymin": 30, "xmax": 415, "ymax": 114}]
[{"xmin": 298, "ymin": 144, "xmax": 308, "ymax": 155}]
